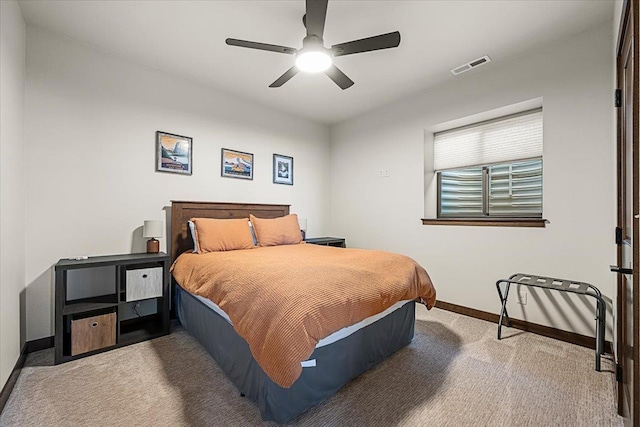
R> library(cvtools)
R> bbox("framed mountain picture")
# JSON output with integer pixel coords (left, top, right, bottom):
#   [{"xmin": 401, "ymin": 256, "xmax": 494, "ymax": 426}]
[
  {"xmin": 221, "ymin": 148, "xmax": 254, "ymax": 180},
  {"xmin": 156, "ymin": 131, "xmax": 192, "ymax": 175}
]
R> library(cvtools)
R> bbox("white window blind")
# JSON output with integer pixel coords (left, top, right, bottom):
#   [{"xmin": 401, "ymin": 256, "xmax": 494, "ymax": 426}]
[{"xmin": 434, "ymin": 109, "xmax": 543, "ymax": 171}]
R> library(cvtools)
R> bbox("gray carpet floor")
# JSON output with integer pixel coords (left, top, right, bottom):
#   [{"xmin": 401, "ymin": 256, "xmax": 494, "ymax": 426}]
[{"xmin": 1, "ymin": 306, "xmax": 622, "ymax": 426}]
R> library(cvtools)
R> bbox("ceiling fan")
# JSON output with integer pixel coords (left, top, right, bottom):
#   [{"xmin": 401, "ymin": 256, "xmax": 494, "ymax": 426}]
[{"xmin": 225, "ymin": 0, "xmax": 401, "ymax": 90}]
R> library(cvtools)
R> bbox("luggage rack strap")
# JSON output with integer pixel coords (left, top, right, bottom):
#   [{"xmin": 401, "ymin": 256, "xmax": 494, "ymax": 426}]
[{"xmin": 507, "ymin": 273, "xmax": 599, "ymax": 297}]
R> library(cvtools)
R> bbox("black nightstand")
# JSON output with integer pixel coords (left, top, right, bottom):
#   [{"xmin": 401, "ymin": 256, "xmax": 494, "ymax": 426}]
[
  {"xmin": 54, "ymin": 252, "xmax": 170, "ymax": 364},
  {"xmin": 304, "ymin": 237, "xmax": 346, "ymax": 248}
]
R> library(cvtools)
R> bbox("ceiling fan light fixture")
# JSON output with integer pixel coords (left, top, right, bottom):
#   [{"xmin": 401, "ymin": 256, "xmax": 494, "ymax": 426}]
[
  {"xmin": 225, "ymin": 1, "xmax": 401, "ymax": 89},
  {"xmin": 295, "ymin": 50, "xmax": 332, "ymax": 73}
]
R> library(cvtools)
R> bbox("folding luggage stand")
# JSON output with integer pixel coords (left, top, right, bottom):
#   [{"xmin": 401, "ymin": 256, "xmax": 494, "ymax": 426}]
[{"xmin": 495, "ymin": 273, "xmax": 606, "ymax": 371}]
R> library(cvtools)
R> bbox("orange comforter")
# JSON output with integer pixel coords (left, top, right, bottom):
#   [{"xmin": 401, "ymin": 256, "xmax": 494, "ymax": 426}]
[{"xmin": 171, "ymin": 243, "xmax": 436, "ymax": 388}]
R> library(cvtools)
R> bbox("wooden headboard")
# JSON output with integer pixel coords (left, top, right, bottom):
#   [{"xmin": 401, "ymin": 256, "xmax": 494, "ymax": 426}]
[{"xmin": 170, "ymin": 201, "xmax": 290, "ymax": 261}]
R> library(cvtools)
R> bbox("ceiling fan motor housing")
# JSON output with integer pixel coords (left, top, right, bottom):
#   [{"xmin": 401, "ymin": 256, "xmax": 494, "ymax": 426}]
[{"xmin": 301, "ymin": 35, "xmax": 329, "ymax": 54}]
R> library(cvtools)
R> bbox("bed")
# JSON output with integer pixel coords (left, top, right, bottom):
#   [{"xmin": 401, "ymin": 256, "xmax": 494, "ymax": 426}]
[{"xmin": 170, "ymin": 201, "xmax": 435, "ymax": 423}]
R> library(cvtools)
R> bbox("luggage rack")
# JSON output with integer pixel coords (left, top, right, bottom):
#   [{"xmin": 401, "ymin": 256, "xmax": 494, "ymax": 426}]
[{"xmin": 496, "ymin": 273, "xmax": 606, "ymax": 371}]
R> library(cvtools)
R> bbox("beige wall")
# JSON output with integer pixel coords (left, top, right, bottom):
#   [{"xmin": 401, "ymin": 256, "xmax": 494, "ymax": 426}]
[
  {"xmin": 24, "ymin": 27, "xmax": 331, "ymax": 340},
  {"xmin": 0, "ymin": 0, "xmax": 27, "ymax": 386},
  {"xmin": 329, "ymin": 23, "xmax": 616, "ymax": 339}
]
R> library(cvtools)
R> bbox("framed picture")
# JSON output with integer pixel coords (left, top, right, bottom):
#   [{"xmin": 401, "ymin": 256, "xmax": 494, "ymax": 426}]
[
  {"xmin": 221, "ymin": 148, "xmax": 254, "ymax": 180},
  {"xmin": 273, "ymin": 154, "xmax": 293, "ymax": 185},
  {"xmin": 156, "ymin": 131, "xmax": 192, "ymax": 175}
]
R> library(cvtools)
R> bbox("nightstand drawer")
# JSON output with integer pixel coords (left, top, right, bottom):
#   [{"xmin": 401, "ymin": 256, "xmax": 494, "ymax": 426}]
[
  {"xmin": 71, "ymin": 312, "xmax": 116, "ymax": 356},
  {"xmin": 126, "ymin": 267, "xmax": 162, "ymax": 302}
]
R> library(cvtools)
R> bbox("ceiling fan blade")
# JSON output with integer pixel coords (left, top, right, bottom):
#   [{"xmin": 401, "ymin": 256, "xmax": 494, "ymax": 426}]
[
  {"xmin": 324, "ymin": 65, "xmax": 354, "ymax": 90},
  {"xmin": 305, "ymin": 0, "xmax": 328, "ymax": 38},
  {"xmin": 331, "ymin": 31, "xmax": 401, "ymax": 57},
  {"xmin": 269, "ymin": 67, "xmax": 299, "ymax": 88},
  {"xmin": 226, "ymin": 38, "xmax": 296, "ymax": 55}
]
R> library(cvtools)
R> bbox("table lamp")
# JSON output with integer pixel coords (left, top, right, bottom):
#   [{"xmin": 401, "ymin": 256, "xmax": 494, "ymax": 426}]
[
  {"xmin": 298, "ymin": 217, "xmax": 307, "ymax": 240},
  {"xmin": 143, "ymin": 220, "xmax": 163, "ymax": 254}
]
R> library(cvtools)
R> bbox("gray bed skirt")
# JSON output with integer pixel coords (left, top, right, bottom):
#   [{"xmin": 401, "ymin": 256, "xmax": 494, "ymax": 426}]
[{"xmin": 175, "ymin": 285, "xmax": 415, "ymax": 424}]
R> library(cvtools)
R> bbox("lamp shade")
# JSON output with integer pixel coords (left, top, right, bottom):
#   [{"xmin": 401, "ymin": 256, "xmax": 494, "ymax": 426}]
[
  {"xmin": 143, "ymin": 220, "xmax": 163, "ymax": 238},
  {"xmin": 298, "ymin": 217, "xmax": 307, "ymax": 231}
]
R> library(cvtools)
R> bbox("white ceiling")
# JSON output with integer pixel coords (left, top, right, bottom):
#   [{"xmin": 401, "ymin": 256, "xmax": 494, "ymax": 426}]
[{"xmin": 18, "ymin": 0, "xmax": 613, "ymax": 125}]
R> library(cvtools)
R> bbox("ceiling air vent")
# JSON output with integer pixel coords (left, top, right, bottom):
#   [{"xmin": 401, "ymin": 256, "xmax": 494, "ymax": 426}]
[{"xmin": 450, "ymin": 55, "xmax": 491, "ymax": 76}]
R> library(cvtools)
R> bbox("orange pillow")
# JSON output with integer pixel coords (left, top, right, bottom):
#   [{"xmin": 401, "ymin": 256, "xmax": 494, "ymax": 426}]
[
  {"xmin": 249, "ymin": 214, "xmax": 302, "ymax": 247},
  {"xmin": 190, "ymin": 218, "xmax": 255, "ymax": 253}
]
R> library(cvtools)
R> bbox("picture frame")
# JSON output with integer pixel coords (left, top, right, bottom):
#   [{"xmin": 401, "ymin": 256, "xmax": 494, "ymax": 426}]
[
  {"xmin": 156, "ymin": 131, "xmax": 192, "ymax": 175},
  {"xmin": 273, "ymin": 153, "xmax": 293, "ymax": 185},
  {"xmin": 221, "ymin": 148, "xmax": 254, "ymax": 180}
]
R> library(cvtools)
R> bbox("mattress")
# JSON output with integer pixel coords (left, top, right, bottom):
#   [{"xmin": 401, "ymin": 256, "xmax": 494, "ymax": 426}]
[{"xmin": 192, "ymin": 292, "xmax": 413, "ymax": 350}]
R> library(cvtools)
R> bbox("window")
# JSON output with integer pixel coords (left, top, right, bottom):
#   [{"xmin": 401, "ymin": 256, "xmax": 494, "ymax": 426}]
[
  {"xmin": 434, "ymin": 109, "xmax": 543, "ymax": 219},
  {"xmin": 439, "ymin": 158, "xmax": 543, "ymax": 217}
]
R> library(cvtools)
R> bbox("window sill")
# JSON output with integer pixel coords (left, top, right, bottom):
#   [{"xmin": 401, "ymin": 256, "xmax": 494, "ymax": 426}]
[{"xmin": 421, "ymin": 218, "xmax": 547, "ymax": 228}]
